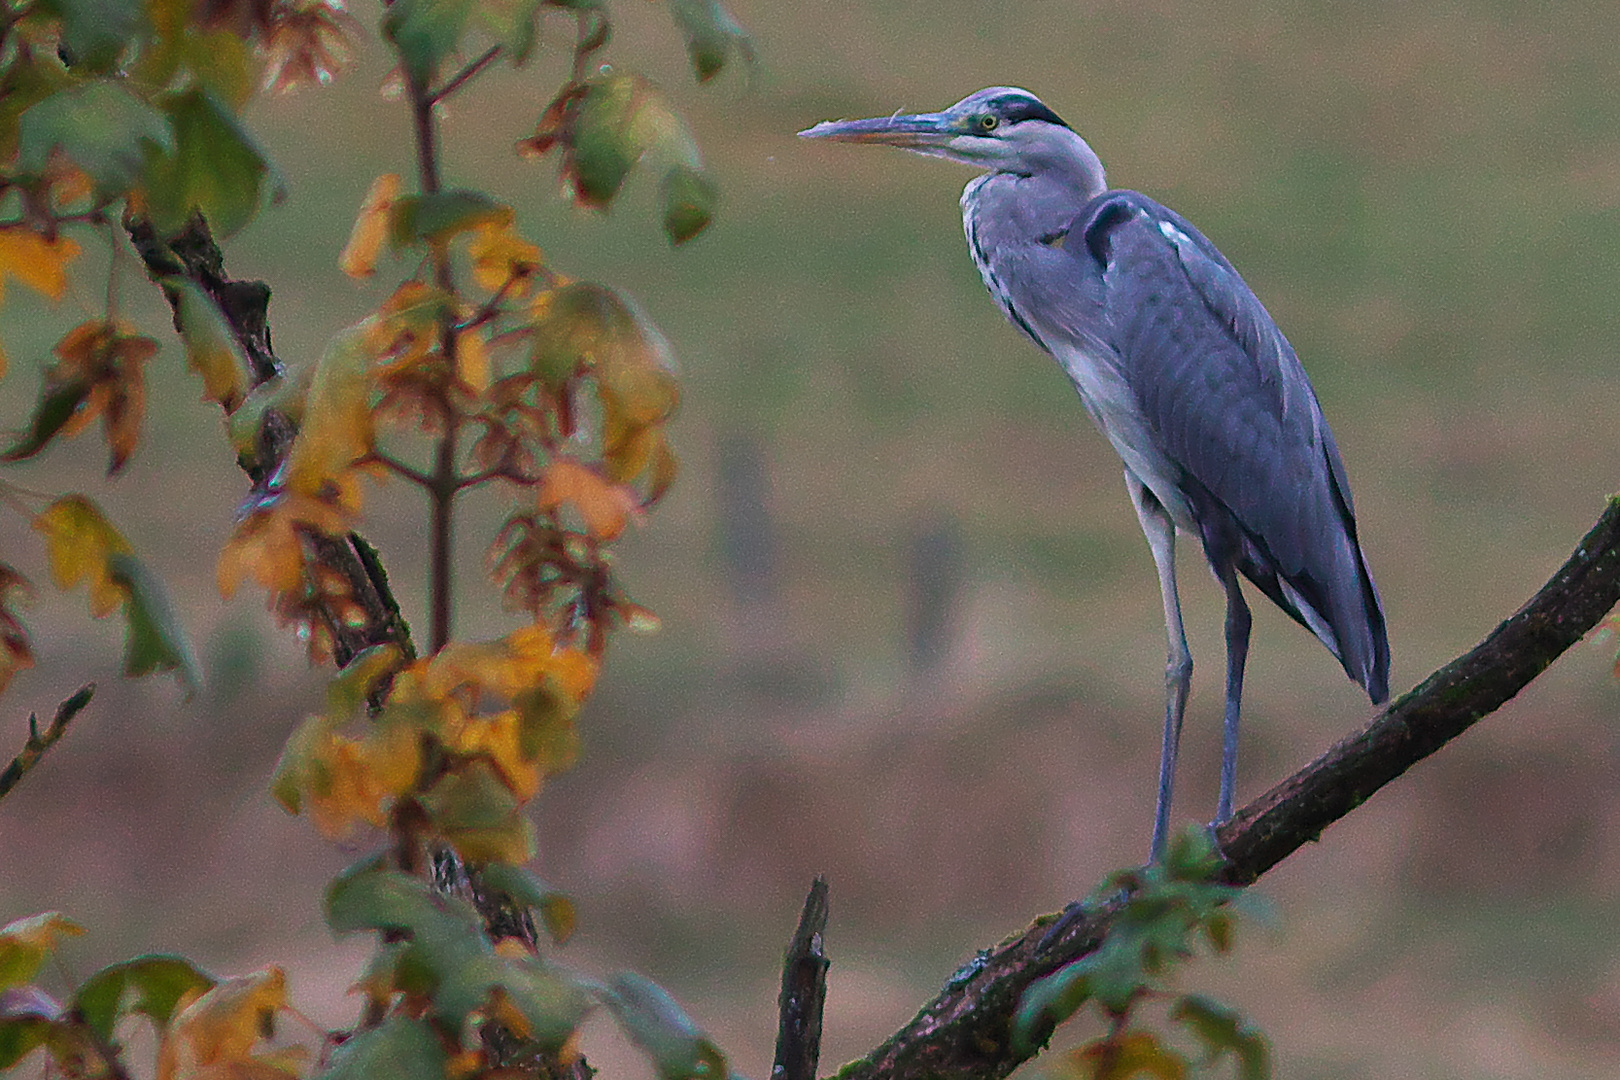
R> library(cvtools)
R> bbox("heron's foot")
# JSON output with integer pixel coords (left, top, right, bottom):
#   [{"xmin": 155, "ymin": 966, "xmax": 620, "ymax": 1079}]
[
  {"xmin": 1037, "ymin": 899, "xmax": 1089, "ymax": 953},
  {"xmin": 1201, "ymin": 819, "xmax": 1229, "ymax": 859}
]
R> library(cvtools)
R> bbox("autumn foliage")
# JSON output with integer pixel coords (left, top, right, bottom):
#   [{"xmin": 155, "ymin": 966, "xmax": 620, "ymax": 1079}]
[{"xmin": 0, "ymin": 0, "xmax": 751, "ymax": 1077}]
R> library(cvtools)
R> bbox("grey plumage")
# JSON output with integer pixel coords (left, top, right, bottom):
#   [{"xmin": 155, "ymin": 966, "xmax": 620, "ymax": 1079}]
[{"xmin": 802, "ymin": 87, "xmax": 1389, "ymax": 860}]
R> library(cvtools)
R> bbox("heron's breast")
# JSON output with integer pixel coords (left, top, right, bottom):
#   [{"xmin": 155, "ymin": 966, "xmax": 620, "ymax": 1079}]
[{"xmin": 1049, "ymin": 340, "xmax": 1195, "ymax": 531}]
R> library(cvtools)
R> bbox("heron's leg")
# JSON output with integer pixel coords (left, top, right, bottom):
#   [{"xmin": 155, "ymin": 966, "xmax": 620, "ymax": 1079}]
[
  {"xmin": 1214, "ymin": 569, "xmax": 1252, "ymax": 825},
  {"xmin": 1126, "ymin": 478, "xmax": 1192, "ymax": 863}
]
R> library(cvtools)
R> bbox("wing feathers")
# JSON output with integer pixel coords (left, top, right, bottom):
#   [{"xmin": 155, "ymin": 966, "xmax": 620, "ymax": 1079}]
[{"xmin": 1077, "ymin": 192, "xmax": 1389, "ymax": 701}]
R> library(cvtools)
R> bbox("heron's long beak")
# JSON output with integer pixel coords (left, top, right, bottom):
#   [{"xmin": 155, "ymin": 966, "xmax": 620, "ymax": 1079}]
[{"xmin": 798, "ymin": 112, "xmax": 960, "ymax": 148}]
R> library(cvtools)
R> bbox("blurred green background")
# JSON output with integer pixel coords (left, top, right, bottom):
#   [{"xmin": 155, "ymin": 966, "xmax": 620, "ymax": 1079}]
[{"xmin": 7, "ymin": 1, "xmax": 1620, "ymax": 1077}]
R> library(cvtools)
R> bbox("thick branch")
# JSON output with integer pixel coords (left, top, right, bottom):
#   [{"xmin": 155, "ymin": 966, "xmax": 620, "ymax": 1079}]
[{"xmin": 834, "ymin": 497, "xmax": 1620, "ymax": 1080}]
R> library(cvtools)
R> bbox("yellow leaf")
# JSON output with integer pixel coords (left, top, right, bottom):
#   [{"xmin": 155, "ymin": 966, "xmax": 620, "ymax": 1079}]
[
  {"xmin": 537, "ymin": 458, "xmax": 640, "ymax": 540},
  {"xmin": 0, "ymin": 912, "xmax": 84, "ymax": 990},
  {"xmin": 0, "ymin": 228, "xmax": 80, "ymax": 302},
  {"xmin": 468, "ymin": 220, "xmax": 542, "ymax": 296},
  {"xmin": 339, "ymin": 173, "xmax": 402, "ymax": 279},
  {"xmin": 33, "ymin": 495, "xmax": 133, "ymax": 617},
  {"xmin": 170, "ymin": 280, "xmax": 250, "ymax": 411},
  {"xmin": 274, "ymin": 658, "xmax": 431, "ymax": 837},
  {"xmin": 455, "ymin": 709, "xmax": 542, "ymax": 799},
  {"xmin": 159, "ymin": 969, "xmax": 292, "ymax": 1080},
  {"xmin": 455, "ymin": 327, "xmax": 490, "ymax": 392},
  {"xmin": 285, "ymin": 326, "xmax": 375, "ymax": 496}
]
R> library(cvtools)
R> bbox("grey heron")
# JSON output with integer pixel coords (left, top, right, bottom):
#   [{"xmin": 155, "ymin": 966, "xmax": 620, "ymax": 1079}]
[{"xmin": 800, "ymin": 88, "xmax": 1389, "ymax": 861}]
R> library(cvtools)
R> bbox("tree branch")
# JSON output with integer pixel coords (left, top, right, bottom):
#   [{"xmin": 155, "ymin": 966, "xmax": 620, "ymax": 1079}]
[
  {"xmin": 774, "ymin": 877, "xmax": 830, "ymax": 1080},
  {"xmin": 0, "ymin": 684, "xmax": 94, "ymax": 802},
  {"xmin": 125, "ymin": 215, "xmax": 415, "ymax": 669},
  {"xmin": 834, "ymin": 496, "xmax": 1620, "ymax": 1080}
]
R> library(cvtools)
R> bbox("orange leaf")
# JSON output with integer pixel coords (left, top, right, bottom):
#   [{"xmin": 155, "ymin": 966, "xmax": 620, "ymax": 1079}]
[
  {"xmin": 44, "ymin": 321, "xmax": 158, "ymax": 474},
  {"xmin": 537, "ymin": 458, "xmax": 640, "ymax": 540},
  {"xmin": 262, "ymin": 2, "xmax": 363, "ymax": 94},
  {"xmin": 216, "ymin": 490, "xmax": 357, "ymax": 599},
  {"xmin": 339, "ymin": 173, "xmax": 402, "ymax": 279},
  {"xmin": 0, "ymin": 564, "xmax": 33, "ymax": 696},
  {"xmin": 0, "ymin": 228, "xmax": 80, "ymax": 303}
]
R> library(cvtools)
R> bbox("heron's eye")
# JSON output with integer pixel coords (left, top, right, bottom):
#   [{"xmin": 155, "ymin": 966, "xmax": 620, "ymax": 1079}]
[{"xmin": 977, "ymin": 114, "xmax": 999, "ymax": 132}]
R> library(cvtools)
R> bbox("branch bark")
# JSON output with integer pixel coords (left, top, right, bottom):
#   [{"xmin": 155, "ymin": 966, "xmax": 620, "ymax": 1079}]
[
  {"xmin": 0, "ymin": 684, "xmax": 93, "ymax": 802},
  {"xmin": 834, "ymin": 496, "xmax": 1620, "ymax": 1080},
  {"xmin": 774, "ymin": 877, "xmax": 830, "ymax": 1080}
]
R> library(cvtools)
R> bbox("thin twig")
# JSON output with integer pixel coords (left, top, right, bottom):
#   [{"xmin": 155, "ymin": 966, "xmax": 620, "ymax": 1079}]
[
  {"xmin": 773, "ymin": 877, "xmax": 831, "ymax": 1080},
  {"xmin": 0, "ymin": 685, "xmax": 95, "ymax": 802},
  {"xmin": 454, "ymin": 270, "xmax": 526, "ymax": 333},
  {"xmin": 365, "ymin": 450, "xmax": 434, "ymax": 488},
  {"xmin": 431, "ymin": 45, "xmax": 502, "ymax": 104}
]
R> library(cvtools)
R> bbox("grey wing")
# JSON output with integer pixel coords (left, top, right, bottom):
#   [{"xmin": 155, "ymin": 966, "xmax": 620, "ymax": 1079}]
[{"xmin": 1077, "ymin": 192, "xmax": 1389, "ymax": 702}]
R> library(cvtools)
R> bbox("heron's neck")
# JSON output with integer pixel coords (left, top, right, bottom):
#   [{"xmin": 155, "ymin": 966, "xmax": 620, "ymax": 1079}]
[
  {"xmin": 963, "ymin": 168, "xmax": 1102, "ymax": 255},
  {"xmin": 961, "ymin": 132, "xmax": 1107, "ymax": 252}
]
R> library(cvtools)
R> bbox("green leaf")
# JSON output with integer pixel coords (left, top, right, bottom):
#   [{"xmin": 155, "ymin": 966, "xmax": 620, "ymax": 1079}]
[
  {"xmin": 494, "ymin": 956, "xmax": 591, "ymax": 1048},
  {"xmin": 384, "ymin": 0, "xmax": 477, "ymax": 85},
  {"xmin": 326, "ymin": 645, "xmax": 404, "ymax": 720},
  {"xmin": 107, "ymin": 553, "xmax": 201, "ymax": 693},
  {"xmin": 421, "ymin": 760, "xmax": 537, "ymax": 864},
  {"xmin": 476, "ymin": 0, "xmax": 545, "ymax": 65},
  {"xmin": 34, "ymin": 0, "xmax": 148, "ymax": 73},
  {"xmin": 0, "ymin": 1015, "xmax": 55, "ymax": 1071},
  {"xmin": 324, "ymin": 1017, "xmax": 447, "ymax": 1080},
  {"xmin": 665, "ymin": 0, "xmax": 752, "ymax": 82},
  {"xmin": 1171, "ymin": 995, "xmax": 1271, "ymax": 1080},
  {"xmin": 73, "ymin": 956, "xmax": 215, "ymax": 1041},
  {"xmin": 325, "ymin": 860, "xmax": 476, "ymax": 936},
  {"xmin": 390, "ymin": 189, "xmax": 510, "ymax": 245},
  {"xmin": 603, "ymin": 972, "xmax": 727, "ymax": 1080},
  {"xmin": 661, "ymin": 164, "xmax": 716, "ymax": 245},
  {"xmin": 185, "ymin": 31, "xmax": 254, "ymax": 109},
  {"xmin": 1162, "ymin": 825, "xmax": 1225, "ymax": 883},
  {"xmin": 1, "ymin": 378, "xmax": 92, "ymax": 463},
  {"xmin": 143, "ymin": 87, "xmax": 274, "ymax": 238},
  {"xmin": 283, "ymin": 323, "xmax": 375, "ymax": 495},
  {"xmin": 1012, "ymin": 957, "xmax": 1092, "ymax": 1055},
  {"xmin": 0, "ymin": 914, "xmax": 83, "ymax": 992},
  {"xmin": 18, "ymin": 81, "xmax": 173, "ymax": 196},
  {"xmin": 570, "ymin": 78, "xmax": 641, "ymax": 207},
  {"xmin": 477, "ymin": 863, "xmax": 577, "ymax": 944}
]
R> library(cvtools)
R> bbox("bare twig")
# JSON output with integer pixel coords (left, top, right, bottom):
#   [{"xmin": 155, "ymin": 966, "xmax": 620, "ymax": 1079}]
[
  {"xmin": 0, "ymin": 685, "xmax": 94, "ymax": 802},
  {"xmin": 431, "ymin": 45, "xmax": 503, "ymax": 104},
  {"xmin": 773, "ymin": 877, "xmax": 830, "ymax": 1080},
  {"xmin": 835, "ymin": 497, "xmax": 1620, "ymax": 1080}
]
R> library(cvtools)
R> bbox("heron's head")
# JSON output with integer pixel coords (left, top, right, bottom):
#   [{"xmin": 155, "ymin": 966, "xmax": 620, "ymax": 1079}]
[{"xmin": 799, "ymin": 87, "xmax": 1103, "ymax": 190}]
